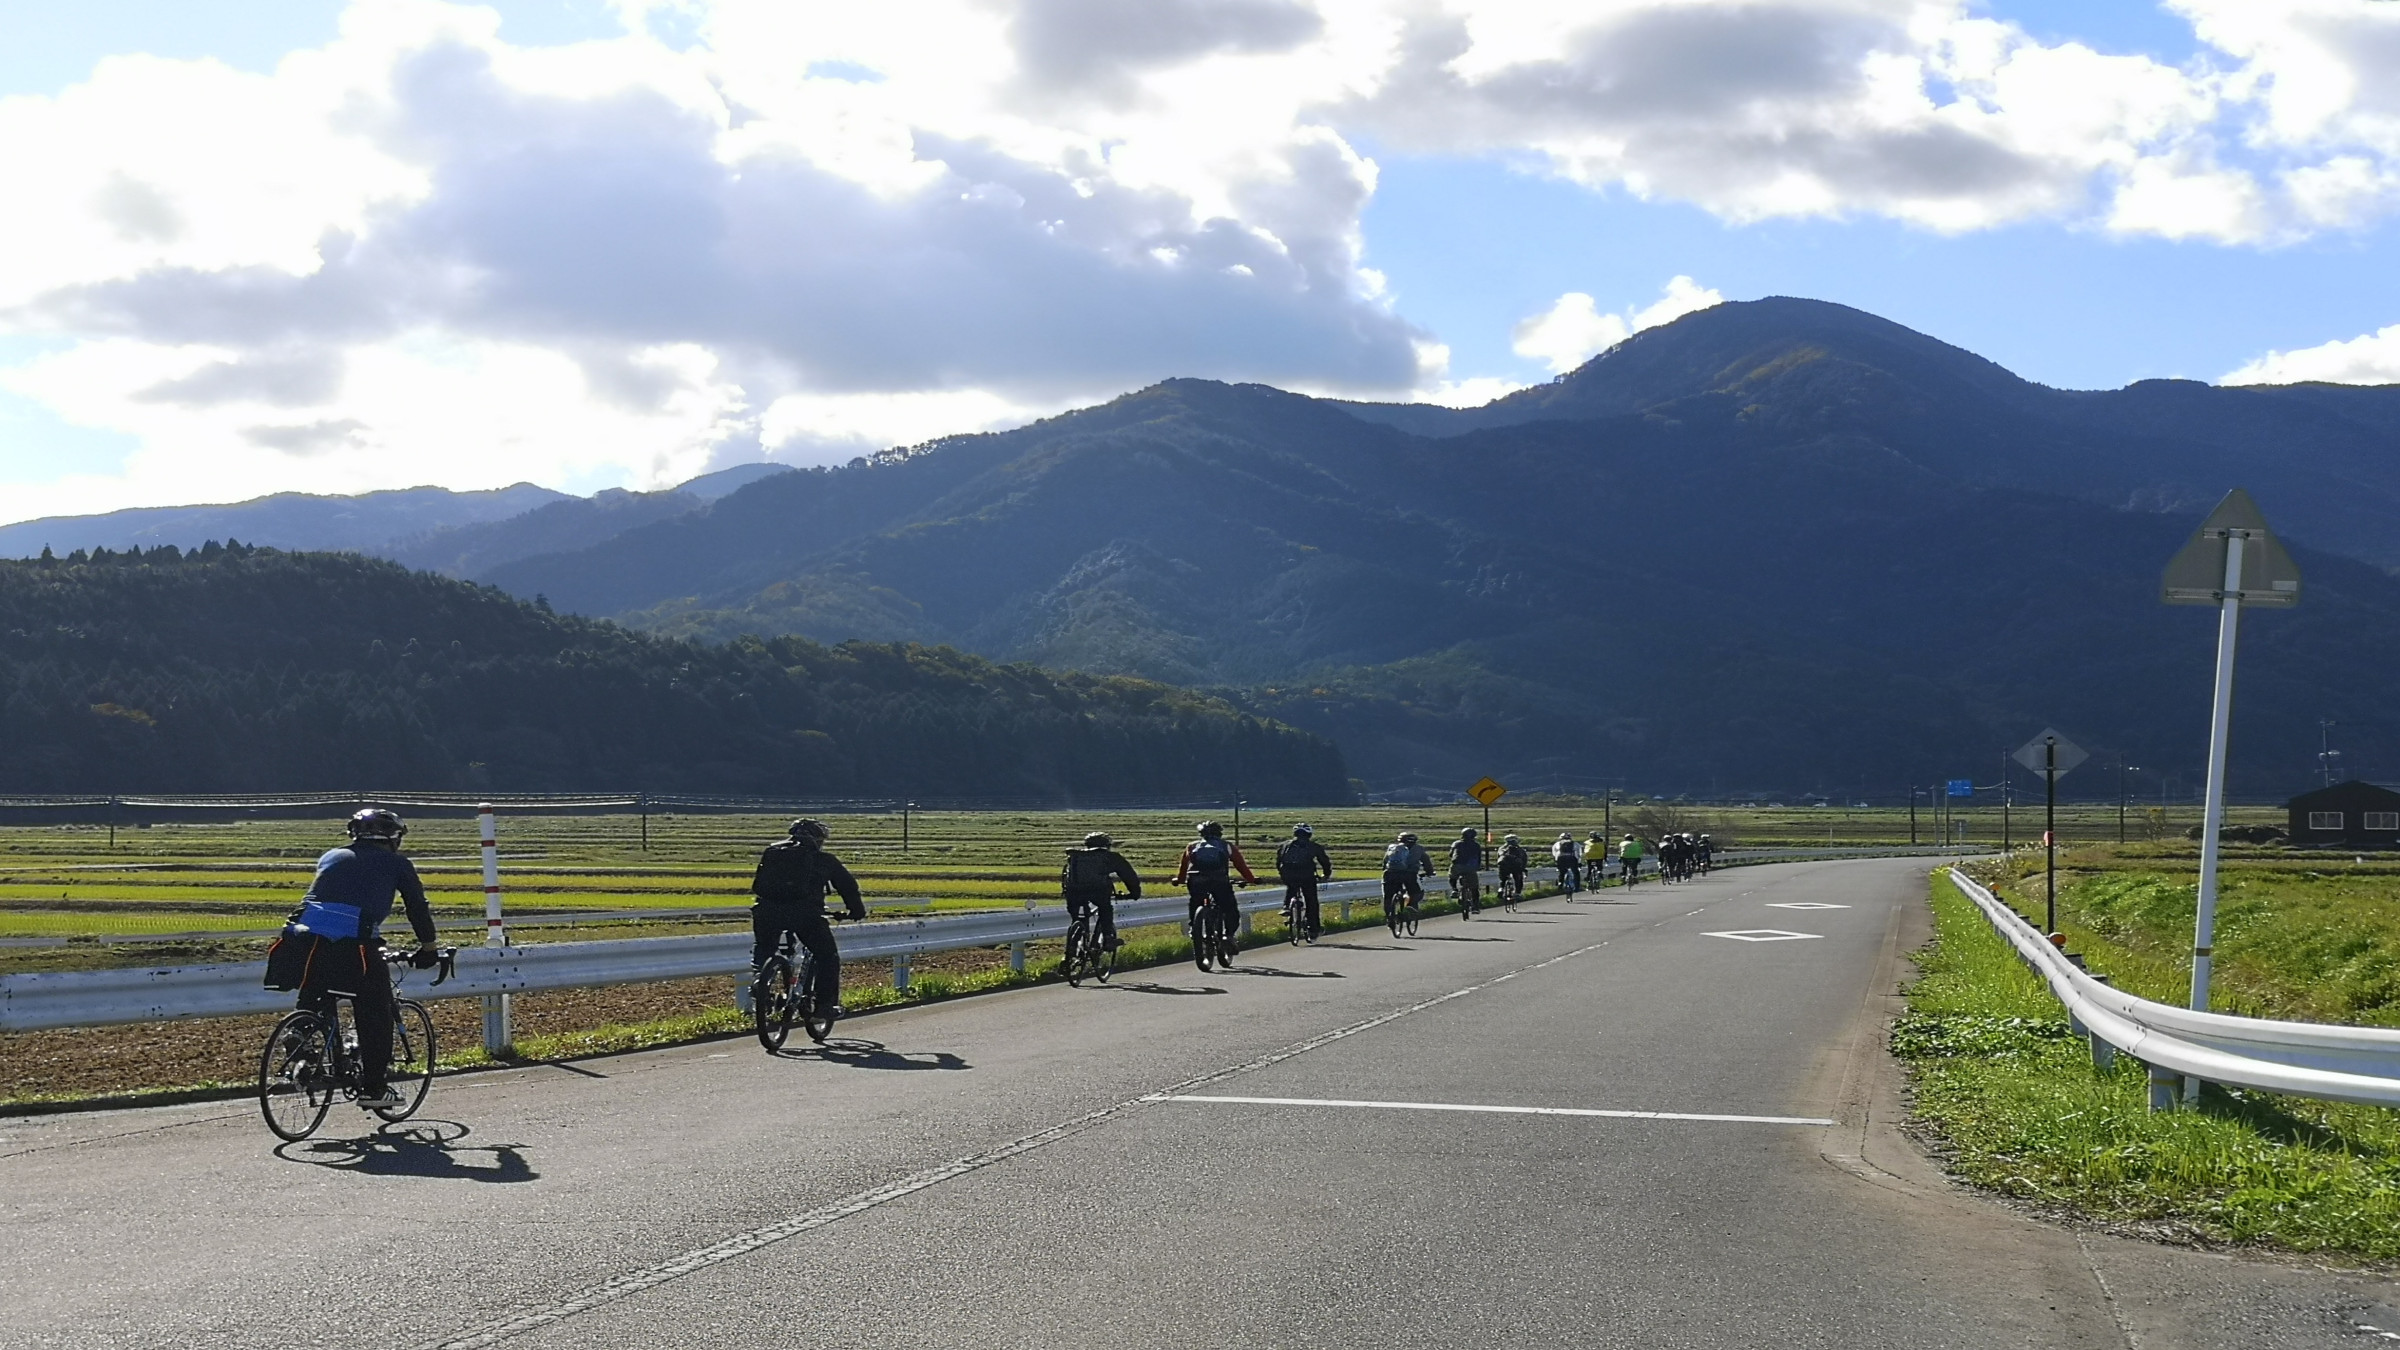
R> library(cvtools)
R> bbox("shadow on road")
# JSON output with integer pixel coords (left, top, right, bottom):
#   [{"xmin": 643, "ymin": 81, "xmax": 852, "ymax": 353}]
[
  {"xmin": 785, "ymin": 1038, "xmax": 969, "ymax": 1071},
  {"xmin": 1110, "ymin": 981, "xmax": 1225, "ymax": 996},
  {"xmin": 1319, "ymin": 942, "xmax": 1408, "ymax": 951},
  {"xmin": 1411, "ymin": 933, "xmax": 1510, "ymax": 943},
  {"xmin": 277, "ymin": 1120, "xmax": 537, "ymax": 1182},
  {"xmin": 1220, "ymin": 966, "xmax": 1342, "ymax": 979}
]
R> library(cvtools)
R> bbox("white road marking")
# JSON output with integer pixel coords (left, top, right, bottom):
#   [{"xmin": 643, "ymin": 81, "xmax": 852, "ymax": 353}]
[
  {"xmin": 1704, "ymin": 929, "xmax": 1823, "ymax": 942},
  {"xmin": 415, "ymin": 927, "xmax": 1627, "ymax": 1349},
  {"xmin": 1153, "ymin": 1094, "xmax": 1833, "ymax": 1127},
  {"xmin": 1765, "ymin": 903, "xmax": 1850, "ymax": 910}
]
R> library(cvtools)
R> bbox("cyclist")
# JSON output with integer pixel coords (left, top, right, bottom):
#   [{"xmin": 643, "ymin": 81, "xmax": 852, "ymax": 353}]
[
  {"xmin": 1448, "ymin": 827, "xmax": 1486, "ymax": 915},
  {"xmin": 1061, "ymin": 831, "xmax": 1141, "ymax": 950},
  {"xmin": 1274, "ymin": 824, "xmax": 1334, "ymax": 940},
  {"xmin": 1496, "ymin": 833, "xmax": 1529, "ymax": 902},
  {"xmin": 1552, "ymin": 832, "xmax": 1581, "ymax": 895},
  {"xmin": 1585, "ymin": 831, "xmax": 1609, "ymax": 885},
  {"xmin": 752, "ymin": 818, "xmax": 866, "ymax": 1019},
  {"xmin": 1620, "ymin": 833, "xmax": 1646, "ymax": 886},
  {"xmin": 1381, "ymin": 831, "xmax": 1432, "ymax": 925},
  {"xmin": 278, "ymin": 808, "xmax": 440, "ymax": 1109},
  {"xmin": 1173, "ymin": 820, "xmax": 1256, "ymax": 961},
  {"xmin": 1697, "ymin": 833, "xmax": 1716, "ymax": 874}
]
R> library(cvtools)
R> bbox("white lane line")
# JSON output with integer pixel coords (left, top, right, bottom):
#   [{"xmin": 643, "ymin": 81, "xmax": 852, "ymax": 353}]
[
  {"xmin": 414, "ymin": 930, "xmax": 1625, "ymax": 1349},
  {"xmin": 1153, "ymin": 1094, "xmax": 1834, "ymax": 1127},
  {"xmin": 1703, "ymin": 930, "xmax": 1823, "ymax": 942},
  {"xmin": 1765, "ymin": 902, "xmax": 1849, "ymax": 911}
]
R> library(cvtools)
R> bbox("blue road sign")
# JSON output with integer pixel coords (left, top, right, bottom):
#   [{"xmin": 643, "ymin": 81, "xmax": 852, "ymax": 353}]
[{"xmin": 1946, "ymin": 779, "xmax": 1974, "ymax": 798}]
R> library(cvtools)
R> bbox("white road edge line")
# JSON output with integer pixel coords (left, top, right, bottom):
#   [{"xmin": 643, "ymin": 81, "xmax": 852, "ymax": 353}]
[
  {"xmin": 411, "ymin": 932, "xmax": 1622, "ymax": 1350},
  {"xmin": 1152, "ymin": 1094, "xmax": 1834, "ymax": 1126}
]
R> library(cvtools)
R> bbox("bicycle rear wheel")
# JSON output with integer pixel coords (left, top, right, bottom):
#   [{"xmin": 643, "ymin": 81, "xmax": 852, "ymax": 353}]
[
  {"xmin": 1064, "ymin": 916, "xmax": 1091, "ymax": 986},
  {"xmin": 259, "ymin": 1010, "xmax": 334, "ymax": 1142},
  {"xmin": 1192, "ymin": 912, "xmax": 1216, "ymax": 972},
  {"xmin": 797, "ymin": 954, "xmax": 835, "ymax": 1043},
  {"xmin": 1284, "ymin": 900, "xmax": 1305, "ymax": 946},
  {"xmin": 1404, "ymin": 904, "xmax": 1420, "ymax": 937},
  {"xmin": 1386, "ymin": 892, "xmax": 1404, "ymax": 938},
  {"xmin": 374, "ymin": 999, "xmax": 437, "ymax": 1123},
  {"xmin": 1094, "ymin": 936, "xmax": 1117, "ymax": 983},
  {"xmin": 754, "ymin": 955, "xmax": 795, "ymax": 1052}
]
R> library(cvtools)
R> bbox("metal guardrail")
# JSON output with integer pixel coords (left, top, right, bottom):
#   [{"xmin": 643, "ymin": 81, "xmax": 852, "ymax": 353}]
[
  {"xmin": 0, "ymin": 880, "xmax": 1388, "ymax": 1034},
  {"xmin": 1949, "ymin": 869, "xmax": 2400, "ymax": 1109}
]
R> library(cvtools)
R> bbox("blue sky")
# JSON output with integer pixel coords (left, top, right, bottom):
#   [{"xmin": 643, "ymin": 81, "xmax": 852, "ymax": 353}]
[{"xmin": 2, "ymin": 0, "xmax": 2398, "ymax": 520}]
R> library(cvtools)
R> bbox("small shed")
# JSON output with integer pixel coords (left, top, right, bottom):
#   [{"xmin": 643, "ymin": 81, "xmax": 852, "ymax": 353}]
[{"xmin": 2285, "ymin": 780, "xmax": 2400, "ymax": 850}]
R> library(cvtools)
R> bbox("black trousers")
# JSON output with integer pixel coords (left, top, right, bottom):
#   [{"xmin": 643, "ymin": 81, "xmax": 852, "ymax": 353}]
[
  {"xmin": 1280, "ymin": 877, "xmax": 1321, "ymax": 935},
  {"xmin": 1186, "ymin": 876, "xmax": 1240, "ymax": 950},
  {"xmin": 1382, "ymin": 870, "xmax": 1423, "ymax": 914},
  {"xmin": 297, "ymin": 937, "xmax": 396, "ymax": 1089},
  {"xmin": 1063, "ymin": 887, "xmax": 1119, "ymax": 940},
  {"xmin": 753, "ymin": 904, "xmax": 841, "ymax": 1007}
]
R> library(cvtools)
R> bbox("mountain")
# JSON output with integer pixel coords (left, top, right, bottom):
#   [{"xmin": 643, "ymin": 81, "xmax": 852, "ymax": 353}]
[
  {"xmin": 464, "ymin": 312, "xmax": 2400, "ymax": 796},
  {"xmin": 385, "ymin": 487, "xmax": 707, "ymax": 578},
  {"xmin": 0, "ymin": 544, "xmax": 1349, "ymax": 801},
  {"xmin": 0, "ymin": 483, "xmax": 570, "ymax": 560},
  {"xmin": 1342, "ymin": 297, "xmax": 2400, "ymax": 569}
]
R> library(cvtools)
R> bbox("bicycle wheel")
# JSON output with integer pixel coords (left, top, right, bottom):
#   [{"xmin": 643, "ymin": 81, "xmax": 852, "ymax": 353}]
[
  {"xmin": 754, "ymin": 955, "xmax": 795, "ymax": 1052},
  {"xmin": 258, "ymin": 1010, "xmax": 334, "ymax": 1142},
  {"xmin": 1064, "ymin": 916, "xmax": 1093, "ymax": 987},
  {"xmin": 1284, "ymin": 900, "xmax": 1305, "ymax": 946},
  {"xmin": 1191, "ymin": 913, "xmax": 1215, "ymax": 972},
  {"xmin": 374, "ymin": 1000, "xmax": 437, "ymax": 1123},
  {"xmin": 1094, "ymin": 936, "xmax": 1118, "ymax": 983},
  {"xmin": 1386, "ymin": 892, "xmax": 1404, "ymax": 938},
  {"xmin": 1404, "ymin": 903, "xmax": 1420, "ymax": 937},
  {"xmin": 797, "ymin": 954, "xmax": 835, "ymax": 1043}
]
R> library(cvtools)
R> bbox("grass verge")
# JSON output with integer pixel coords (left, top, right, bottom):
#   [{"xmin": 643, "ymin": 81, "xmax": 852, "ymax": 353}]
[{"xmin": 1896, "ymin": 869, "xmax": 2400, "ymax": 1258}]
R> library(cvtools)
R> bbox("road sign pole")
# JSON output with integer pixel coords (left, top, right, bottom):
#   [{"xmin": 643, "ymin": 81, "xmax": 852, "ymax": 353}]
[
  {"xmin": 2191, "ymin": 532, "xmax": 2248, "ymax": 1023},
  {"xmin": 2045, "ymin": 740, "xmax": 2057, "ymax": 933},
  {"xmin": 1909, "ymin": 789, "xmax": 1917, "ymax": 846}
]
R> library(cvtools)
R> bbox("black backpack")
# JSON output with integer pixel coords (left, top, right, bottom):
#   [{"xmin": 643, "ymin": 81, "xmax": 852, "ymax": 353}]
[
  {"xmin": 1063, "ymin": 847, "xmax": 1118, "ymax": 891},
  {"xmin": 752, "ymin": 840, "xmax": 826, "ymax": 905}
]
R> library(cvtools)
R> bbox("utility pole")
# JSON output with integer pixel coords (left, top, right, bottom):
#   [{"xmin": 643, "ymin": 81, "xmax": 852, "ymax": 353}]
[
  {"xmin": 2117, "ymin": 758, "xmax": 2138, "ymax": 844},
  {"xmin": 902, "ymin": 800, "xmax": 915, "ymax": 852},
  {"xmin": 2000, "ymin": 753, "xmax": 2011, "ymax": 852},
  {"xmin": 1908, "ymin": 787, "xmax": 1919, "ymax": 845},
  {"xmin": 2045, "ymin": 738, "xmax": 2058, "ymax": 933},
  {"xmin": 2320, "ymin": 719, "xmax": 2342, "ymax": 787}
]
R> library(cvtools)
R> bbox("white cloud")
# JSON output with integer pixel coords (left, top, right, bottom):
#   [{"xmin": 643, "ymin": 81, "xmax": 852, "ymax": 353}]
[
  {"xmin": 1512, "ymin": 276, "xmax": 1724, "ymax": 375},
  {"xmin": 10, "ymin": 1, "xmax": 2400, "ymax": 522},
  {"xmin": 2222, "ymin": 324, "xmax": 2400, "ymax": 387}
]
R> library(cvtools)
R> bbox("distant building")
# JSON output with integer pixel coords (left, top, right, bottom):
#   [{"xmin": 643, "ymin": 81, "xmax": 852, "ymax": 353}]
[{"xmin": 2285, "ymin": 780, "xmax": 2400, "ymax": 850}]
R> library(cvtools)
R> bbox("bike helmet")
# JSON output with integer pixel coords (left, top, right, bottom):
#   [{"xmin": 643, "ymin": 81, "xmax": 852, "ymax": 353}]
[
  {"xmin": 1398, "ymin": 831, "xmax": 1418, "ymax": 843},
  {"xmin": 1503, "ymin": 834, "xmax": 1519, "ymax": 844},
  {"xmin": 1461, "ymin": 826, "xmax": 1478, "ymax": 839},
  {"xmin": 1558, "ymin": 832, "xmax": 1573, "ymax": 840},
  {"xmin": 788, "ymin": 818, "xmax": 829, "ymax": 843},
  {"xmin": 1292, "ymin": 823, "xmax": 1313, "ymax": 838},
  {"xmin": 1197, "ymin": 820, "xmax": 1223, "ymax": 838},
  {"xmin": 346, "ymin": 808, "xmax": 405, "ymax": 842},
  {"xmin": 1084, "ymin": 831, "xmax": 1112, "ymax": 848}
]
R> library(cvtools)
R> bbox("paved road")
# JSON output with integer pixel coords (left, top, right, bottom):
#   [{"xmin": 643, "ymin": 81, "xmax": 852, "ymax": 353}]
[{"xmin": 7, "ymin": 859, "xmax": 2396, "ymax": 1349}]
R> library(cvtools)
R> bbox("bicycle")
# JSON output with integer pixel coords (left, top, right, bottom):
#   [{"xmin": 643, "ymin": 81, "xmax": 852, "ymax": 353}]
[
  {"xmin": 1063, "ymin": 901, "xmax": 1118, "ymax": 987},
  {"xmin": 1498, "ymin": 871, "xmax": 1525, "ymax": 910},
  {"xmin": 1281, "ymin": 885, "xmax": 1315, "ymax": 946},
  {"xmin": 1449, "ymin": 871, "xmax": 1482, "ymax": 919},
  {"xmin": 1556, "ymin": 861, "xmax": 1581, "ymax": 897},
  {"xmin": 258, "ymin": 944, "xmax": 455, "ymax": 1142},
  {"xmin": 754, "ymin": 923, "xmax": 839, "ymax": 1052},
  {"xmin": 1190, "ymin": 899, "xmax": 1237, "ymax": 972}
]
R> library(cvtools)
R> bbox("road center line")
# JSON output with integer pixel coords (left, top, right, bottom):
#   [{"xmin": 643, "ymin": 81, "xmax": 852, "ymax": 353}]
[
  {"xmin": 413, "ymin": 927, "xmax": 1625, "ymax": 1349},
  {"xmin": 1152, "ymin": 1094, "xmax": 1834, "ymax": 1126}
]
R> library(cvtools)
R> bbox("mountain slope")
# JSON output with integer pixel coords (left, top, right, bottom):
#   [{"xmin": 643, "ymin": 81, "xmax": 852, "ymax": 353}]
[
  {"xmin": 0, "ymin": 483, "xmax": 570, "ymax": 559},
  {"xmin": 0, "ymin": 544, "xmax": 1349, "ymax": 801},
  {"xmin": 477, "ymin": 369, "xmax": 2400, "ymax": 797}
]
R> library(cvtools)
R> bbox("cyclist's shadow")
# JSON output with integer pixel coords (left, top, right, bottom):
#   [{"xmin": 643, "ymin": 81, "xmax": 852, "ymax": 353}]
[
  {"xmin": 277, "ymin": 1119, "xmax": 537, "ymax": 1183},
  {"xmin": 784, "ymin": 1037, "xmax": 969, "ymax": 1071}
]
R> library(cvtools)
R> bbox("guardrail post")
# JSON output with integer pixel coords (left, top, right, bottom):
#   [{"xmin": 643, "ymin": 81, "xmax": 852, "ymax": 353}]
[
  {"xmin": 1009, "ymin": 942, "xmax": 1026, "ymax": 973},
  {"xmin": 2183, "ymin": 1074, "xmax": 2204, "ymax": 1105},
  {"xmin": 2147, "ymin": 1063, "xmax": 2178, "ymax": 1112},
  {"xmin": 479, "ymin": 803, "xmax": 513, "ymax": 1055},
  {"xmin": 1339, "ymin": 894, "xmax": 1351, "ymax": 924},
  {"xmin": 2089, "ymin": 1033, "xmax": 2115, "ymax": 1070},
  {"xmin": 893, "ymin": 953, "xmax": 911, "ymax": 993},
  {"xmin": 1239, "ymin": 909, "xmax": 1253, "ymax": 938}
]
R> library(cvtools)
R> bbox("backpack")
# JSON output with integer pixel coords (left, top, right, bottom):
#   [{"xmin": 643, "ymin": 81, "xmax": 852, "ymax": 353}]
[
  {"xmin": 1382, "ymin": 842, "xmax": 1416, "ymax": 873},
  {"xmin": 1275, "ymin": 839, "xmax": 1319, "ymax": 880},
  {"xmin": 1063, "ymin": 847, "xmax": 1117, "ymax": 891},
  {"xmin": 1552, "ymin": 840, "xmax": 1575, "ymax": 863},
  {"xmin": 1502, "ymin": 844, "xmax": 1527, "ymax": 869},
  {"xmin": 1188, "ymin": 837, "xmax": 1232, "ymax": 873},
  {"xmin": 752, "ymin": 840, "xmax": 825, "ymax": 905}
]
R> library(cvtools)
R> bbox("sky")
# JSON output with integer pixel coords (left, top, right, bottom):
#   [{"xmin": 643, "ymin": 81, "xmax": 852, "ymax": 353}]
[{"xmin": 5, "ymin": 0, "xmax": 2400, "ymax": 523}]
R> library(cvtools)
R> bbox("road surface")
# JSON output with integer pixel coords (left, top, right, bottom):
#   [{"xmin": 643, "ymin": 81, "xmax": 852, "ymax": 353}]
[{"xmin": 6, "ymin": 858, "xmax": 2396, "ymax": 1348}]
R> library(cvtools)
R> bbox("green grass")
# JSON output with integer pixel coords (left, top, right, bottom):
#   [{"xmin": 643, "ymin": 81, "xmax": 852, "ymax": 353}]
[{"xmin": 1896, "ymin": 870, "xmax": 2400, "ymax": 1256}]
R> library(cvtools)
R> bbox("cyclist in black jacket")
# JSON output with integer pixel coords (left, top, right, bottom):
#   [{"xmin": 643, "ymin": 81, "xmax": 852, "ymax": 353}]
[
  {"xmin": 281, "ymin": 808, "xmax": 440, "ymax": 1108},
  {"xmin": 752, "ymin": 819, "xmax": 865, "ymax": 1018},
  {"xmin": 1061, "ymin": 831, "xmax": 1142, "ymax": 949},
  {"xmin": 1274, "ymin": 824, "xmax": 1334, "ymax": 939}
]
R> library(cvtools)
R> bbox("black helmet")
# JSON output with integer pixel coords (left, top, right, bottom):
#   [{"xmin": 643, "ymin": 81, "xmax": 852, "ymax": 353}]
[
  {"xmin": 788, "ymin": 818, "xmax": 828, "ymax": 844},
  {"xmin": 1197, "ymin": 820, "xmax": 1223, "ymax": 838},
  {"xmin": 347, "ymin": 808, "xmax": 405, "ymax": 843},
  {"xmin": 1398, "ymin": 831, "xmax": 1418, "ymax": 843},
  {"xmin": 1084, "ymin": 831, "xmax": 1112, "ymax": 848},
  {"xmin": 1292, "ymin": 823, "xmax": 1312, "ymax": 838},
  {"xmin": 1461, "ymin": 826, "xmax": 1478, "ymax": 838}
]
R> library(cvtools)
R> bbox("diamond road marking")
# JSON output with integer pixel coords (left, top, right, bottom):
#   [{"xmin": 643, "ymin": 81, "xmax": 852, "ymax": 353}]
[
  {"xmin": 1703, "ymin": 929, "xmax": 1823, "ymax": 942},
  {"xmin": 1765, "ymin": 902, "xmax": 1850, "ymax": 910}
]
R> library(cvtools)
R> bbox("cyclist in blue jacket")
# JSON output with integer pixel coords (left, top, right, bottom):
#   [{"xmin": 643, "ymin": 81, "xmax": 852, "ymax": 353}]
[{"xmin": 282, "ymin": 809, "xmax": 439, "ymax": 1107}]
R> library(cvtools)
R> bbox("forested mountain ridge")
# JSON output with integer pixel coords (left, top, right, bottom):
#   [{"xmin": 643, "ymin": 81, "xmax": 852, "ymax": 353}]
[
  {"xmin": 0, "ymin": 544, "xmax": 1349, "ymax": 800},
  {"xmin": 472, "ymin": 304, "xmax": 2400, "ymax": 796},
  {"xmin": 0, "ymin": 483, "xmax": 570, "ymax": 561}
]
